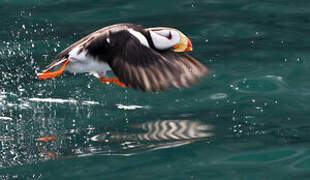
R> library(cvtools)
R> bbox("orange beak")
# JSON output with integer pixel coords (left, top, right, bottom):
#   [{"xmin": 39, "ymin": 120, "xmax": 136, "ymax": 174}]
[
  {"xmin": 185, "ymin": 37, "xmax": 193, "ymax": 51},
  {"xmin": 37, "ymin": 59, "xmax": 69, "ymax": 79}
]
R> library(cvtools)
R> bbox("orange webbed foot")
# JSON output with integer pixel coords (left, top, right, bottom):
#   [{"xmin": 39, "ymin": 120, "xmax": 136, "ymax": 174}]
[
  {"xmin": 100, "ymin": 76, "xmax": 129, "ymax": 88},
  {"xmin": 37, "ymin": 59, "xmax": 69, "ymax": 79}
]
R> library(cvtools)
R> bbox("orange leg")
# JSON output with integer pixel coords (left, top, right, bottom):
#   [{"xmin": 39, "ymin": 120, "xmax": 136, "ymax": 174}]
[{"xmin": 100, "ymin": 76, "xmax": 128, "ymax": 87}]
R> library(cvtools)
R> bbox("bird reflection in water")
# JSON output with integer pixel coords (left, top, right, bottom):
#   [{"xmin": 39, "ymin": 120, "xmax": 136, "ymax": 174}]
[
  {"xmin": 37, "ymin": 120, "xmax": 213, "ymax": 158},
  {"xmin": 91, "ymin": 120, "xmax": 213, "ymax": 151}
]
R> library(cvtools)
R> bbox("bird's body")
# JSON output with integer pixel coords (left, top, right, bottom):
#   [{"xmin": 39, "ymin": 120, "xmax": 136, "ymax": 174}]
[
  {"xmin": 38, "ymin": 23, "xmax": 208, "ymax": 92},
  {"xmin": 66, "ymin": 46, "xmax": 111, "ymax": 74}
]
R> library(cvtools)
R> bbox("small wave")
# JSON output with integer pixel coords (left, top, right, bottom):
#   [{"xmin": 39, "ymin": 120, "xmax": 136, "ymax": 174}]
[
  {"xmin": 209, "ymin": 93, "xmax": 228, "ymax": 100},
  {"xmin": 81, "ymin": 101, "xmax": 100, "ymax": 105},
  {"xmin": 0, "ymin": 116, "xmax": 12, "ymax": 120},
  {"xmin": 29, "ymin": 97, "xmax": 99, "ymax": 105},
  {"xmin": 265, "ymin": 75, "xmax": 284, "ymax": 82},
  {"xmin": 29, "ymin": 98, "xmax": 77, "ymax": 103},
  {"xmin": 116, "ymin": 104, "xmax": 149, "ymax": 110}
]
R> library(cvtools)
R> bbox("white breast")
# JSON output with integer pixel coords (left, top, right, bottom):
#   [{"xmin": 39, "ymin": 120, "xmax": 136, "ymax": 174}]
[{"xmin": 66, "ymin": 46, "xmax": 111, "ymax": 74}]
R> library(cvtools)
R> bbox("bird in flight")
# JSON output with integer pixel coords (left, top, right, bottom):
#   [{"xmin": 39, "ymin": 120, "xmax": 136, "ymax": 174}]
[{"xmin": 38, "ymin": 23, "xmax": 208, "ymax": 92}]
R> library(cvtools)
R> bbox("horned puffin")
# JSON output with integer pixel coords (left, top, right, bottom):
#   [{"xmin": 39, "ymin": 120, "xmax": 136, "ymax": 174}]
[{"xmin": 38, "ymin": 23, "xmax": 208, "ymax": 92}]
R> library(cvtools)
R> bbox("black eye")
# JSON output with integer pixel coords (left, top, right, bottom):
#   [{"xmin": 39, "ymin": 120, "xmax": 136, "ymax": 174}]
[{"xmin": 167, "ymin": 31, "xmax": 172, "ymax": 40}]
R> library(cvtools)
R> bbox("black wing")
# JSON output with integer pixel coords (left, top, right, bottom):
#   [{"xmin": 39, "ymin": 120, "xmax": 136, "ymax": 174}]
[
  {"xmin": 103, "ymin": 30, "xmax": 208, "ymax": 92},
  {"xmin": 44, "ymin": 23, "xmax": 137, "ymax": 70}
]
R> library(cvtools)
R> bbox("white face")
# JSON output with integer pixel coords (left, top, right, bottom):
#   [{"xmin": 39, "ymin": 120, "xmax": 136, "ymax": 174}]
[{"xmin": 149, "ymin": 30, "xmax": 181, "ymax": 50}]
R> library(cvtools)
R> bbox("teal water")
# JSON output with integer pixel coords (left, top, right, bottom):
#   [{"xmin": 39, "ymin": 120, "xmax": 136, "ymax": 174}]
[{"xmin": 1, "ymin": 0, "xmax": 310, "ymax": 179}]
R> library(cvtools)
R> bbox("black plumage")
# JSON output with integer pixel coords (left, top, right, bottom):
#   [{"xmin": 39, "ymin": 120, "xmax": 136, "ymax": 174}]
[{"xmin": 43, "ymin": 23, "xmax": 208, "ymax": 92}]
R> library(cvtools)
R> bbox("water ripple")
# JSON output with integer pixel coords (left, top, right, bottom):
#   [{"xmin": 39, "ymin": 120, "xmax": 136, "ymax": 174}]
[{"xmin": 230, "ymin": 75, "xmax": 286, "ymax": 93}]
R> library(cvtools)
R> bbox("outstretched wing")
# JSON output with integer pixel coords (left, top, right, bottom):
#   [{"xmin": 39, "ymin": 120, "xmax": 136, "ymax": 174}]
[
  {"xmin": 44, "ymin": 23, "xmax": 138, "ymax": 70},
  {"xmin": 105, "ymin": 30, "xmax": 208, "ymax": 92}
]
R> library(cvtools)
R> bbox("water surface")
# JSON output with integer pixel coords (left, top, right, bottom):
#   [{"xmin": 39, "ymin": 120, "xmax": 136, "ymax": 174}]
[{"xmin": 1, "ymin": 0, "xmax": 310, "ymax": 179}]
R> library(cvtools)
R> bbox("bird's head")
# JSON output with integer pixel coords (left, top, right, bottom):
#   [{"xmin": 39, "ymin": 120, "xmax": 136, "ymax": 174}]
[
  {"xmin": 148, "ymin": 28, "xmax": 193, "ymax": 52},
  {"xmin": 172, "ymin": 31, "xmax": 193, "ymax": 52}
]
